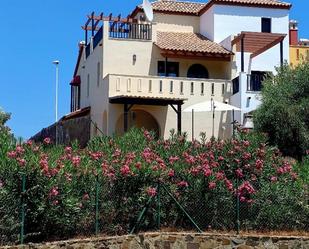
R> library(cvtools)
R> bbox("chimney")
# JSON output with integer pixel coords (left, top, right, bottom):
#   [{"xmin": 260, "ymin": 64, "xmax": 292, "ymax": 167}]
[{"xmin": 289, "ymin": 20, "xmax": 298, "ymax": 46}]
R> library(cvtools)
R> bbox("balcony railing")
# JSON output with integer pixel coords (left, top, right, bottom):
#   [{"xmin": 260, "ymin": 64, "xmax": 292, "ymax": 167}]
[
  {"xmin": 109, "ymin": 22, "xmax": 152, "ymax": 40},
  {"xmin": 108, "ymin": 74, "xmax": 230, "ymax": 100}
]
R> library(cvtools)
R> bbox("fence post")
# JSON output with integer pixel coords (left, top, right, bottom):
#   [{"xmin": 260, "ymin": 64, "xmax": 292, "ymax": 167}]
[
  {"xmin": 95, "ymin": 175, "xmax": 99, "ymax": 236},
  {"xmin": 157, "ymin": 182, "xmax": 161, "ymax": 230},
  {"xmin": 236, "ymin": 177, "xmax": 240, "ymax": 235},
  {"xmin": 20, "ymin": 173, "xmax": 26, "ymax": 245}
]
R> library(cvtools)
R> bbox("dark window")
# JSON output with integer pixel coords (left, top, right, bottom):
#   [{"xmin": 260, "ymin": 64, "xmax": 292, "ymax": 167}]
[
  {"xmin": 248, "ymin": 71, "xmax": 268, "ymax": 91},
  {"xmin": 187, "ymin": 64, "xmax": 209, "ymax": 78},
  {"xmin": 158, "ymin": 61, "xmax": 179, "ymax": 77},
  {"xmin": 261, "ymin": 18, "xmax": 271, "ymax": 33},
  {"xmin": 201, "ymin": 83, "xmax": 204, "ymax": 95},
  {"xmin": 159, "ymin": 80, "xmax": 163, "ymax": 92},
  {"xmin": 180, "ymin": 81, "xmax": 184, "ymax": 94}
]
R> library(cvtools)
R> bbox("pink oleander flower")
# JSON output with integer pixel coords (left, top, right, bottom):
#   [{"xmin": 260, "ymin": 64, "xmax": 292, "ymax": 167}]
[
  {"xmin": 52, "ymin": 200, "xmax": 59, "ymax": 206},
  {"xmin": 17, "ymin": 158, "xmax": 26, "ymax": 167},
  {"xmin": 168, "ymin": 169, "xmax": 175, "ymax": 177},
  {"xmin": 243, "ymin": 140, "xmax": 250, "ymax": 147},
  {"xmin": 242, "ymin": 152, "xmax": 251, "ymax": 161},
  {"xmin": 225, "ymin": 179, "xmax": 233, "ymax": 192},
  {"xmin": 135, "ymin": 162, "xmax": 142, "ymax": 169},
  {"xmin": 49, "ymin": 187, "xmax": 59, "ymax": 197},
  {"xmin": 208, "ymin": 181, "xmax": 216, "ymax": 190},
  {"xmin": 72, "ymin": 156, "xmax": 81, "ymax": 167},
  {"xmin": 16, "ymin": 146, "xmax": 25, "ymax": 155},
  {"xmin": 65, "ymin": 146, "xmax": 72, "ymax": 154},
  {"xmin": 270, "ymin": 176, "xmax": 278, "ymax": 182},
  {"xmin": 177, "ymin": 181, "xmax": 189, "ymax": 188},
  {"xmin": 43, "ymin": 137, "xmax": 51, "ymax": 145},
  {"xmin": 236, "ymin": 168, "xmax": 244, "ymax": 178},
  {"xmin": 216, "ymin": 171, "xmax": 225, "ymax": 181},
  {"xmin": 255, "ymin": 159, "xmax": 264, "ymax": 170},
  {"xmin": 0, "ymin": 179, "xmax": 3, "ymax": 188},
  {"xmin": 169, "ymin": 156, "xmax": 179, "ymax": 164},
  {"xmin": 218, "ymin": 156, "xmax": 225, "ymax": 161},
  {"xmin": 306, "ymin": 150, "xmax": 309, "ymax": 155},
  {"xmin": 290, "ymin": 172, "xmax": 298, "ymax": 180},
  {"xmin": 120, "ymin": 165, "xmax": 131, "ymax": 176},
  {"xmin": 203, "ymin": 168, "xmax": 212, "ymax": 177},
  {"xmin": 146, "ymin": 187, "xmax": 157, "ymax": 197},
  {"xmin": 26, "ymin": 140, "xmax": 33, "ymax": 146},
  {"xmin": 7, "ymin": 151, "xmax": 17, "ymax": 159}
]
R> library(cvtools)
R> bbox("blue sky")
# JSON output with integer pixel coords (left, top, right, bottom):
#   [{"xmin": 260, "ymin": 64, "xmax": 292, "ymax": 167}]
[{"xmin": 0, "ymin": 0, "xmax": 308, "ymax": 139}]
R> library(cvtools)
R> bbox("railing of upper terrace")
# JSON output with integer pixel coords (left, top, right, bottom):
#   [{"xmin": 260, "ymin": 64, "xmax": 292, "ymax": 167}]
[{"xmin": 109, "ymin": 21, "xmax": 152, "ymax": 40}]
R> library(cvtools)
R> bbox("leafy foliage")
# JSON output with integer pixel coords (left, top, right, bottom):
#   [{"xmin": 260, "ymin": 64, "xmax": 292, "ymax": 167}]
[
  {"xmin": 0, "ymin": 128, "xmax": 308, "ymax": 245},
  {"xmin": 253, "ymin": 63, "xmax": 309, "ymax": 159}
]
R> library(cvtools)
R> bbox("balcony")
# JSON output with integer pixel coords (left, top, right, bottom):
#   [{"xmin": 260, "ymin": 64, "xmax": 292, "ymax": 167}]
[
  {"xmin": 107, "ymin": 74, "xmax": 230, "ymax": 101},
  {"xmin": 109, "ymin": 22, "xmax": 152, "ymax": 40}
]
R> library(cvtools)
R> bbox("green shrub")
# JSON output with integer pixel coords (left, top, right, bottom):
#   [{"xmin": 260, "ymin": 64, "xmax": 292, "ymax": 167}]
[{"xmin": 0, "ymin": 128, "xmax": 308, "ymax": 244}]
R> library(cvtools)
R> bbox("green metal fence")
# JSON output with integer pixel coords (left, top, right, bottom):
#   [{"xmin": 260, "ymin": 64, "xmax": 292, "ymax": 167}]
[{"xmin": 1, "ymin": 172, "xmax": 307, "ymax": 246}]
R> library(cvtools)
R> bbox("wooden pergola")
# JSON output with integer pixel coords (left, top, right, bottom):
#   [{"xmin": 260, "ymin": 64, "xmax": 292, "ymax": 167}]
[
  {"xmin": 232, "ymin": 31, "xmax": 286, "ymax": 72},
  {"xmin": 109, "ymin": 96, "xmax": 187, "ymax": 133},
  {"xmin": 81, "ymin": 12, "xmax": 138, "ymax": 44}
]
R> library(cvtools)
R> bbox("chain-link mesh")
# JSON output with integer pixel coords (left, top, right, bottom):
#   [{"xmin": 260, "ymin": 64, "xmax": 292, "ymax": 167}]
[{"xmin": 1, "ymin": 175, "xmax": 308, "ymax": 246}]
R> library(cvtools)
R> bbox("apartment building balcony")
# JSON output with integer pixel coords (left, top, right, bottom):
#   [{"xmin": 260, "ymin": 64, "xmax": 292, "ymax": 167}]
[{"xmin": 108, "ymin": 74, "xmax": 231, "ymax": 101}]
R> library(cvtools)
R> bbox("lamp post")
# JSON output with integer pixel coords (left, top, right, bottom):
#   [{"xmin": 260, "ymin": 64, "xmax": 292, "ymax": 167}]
[{"xmin": 52, "ymin": 60, "xmax": 60, "ymax": 145}]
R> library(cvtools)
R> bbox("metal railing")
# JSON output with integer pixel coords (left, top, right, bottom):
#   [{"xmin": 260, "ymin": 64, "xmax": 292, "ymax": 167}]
[{"xmin": 109, "ymin": 22, "xmax": 152, "ymax": 40}]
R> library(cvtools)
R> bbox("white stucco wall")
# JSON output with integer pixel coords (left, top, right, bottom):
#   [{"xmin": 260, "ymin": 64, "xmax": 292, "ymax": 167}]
[
  {"xmin": 200, "ymin": 6, "xmax": 215, "ymax": 41},
  {"xmin": 201, "ymin": 5, "xmax": 289, "ymax": 74}
]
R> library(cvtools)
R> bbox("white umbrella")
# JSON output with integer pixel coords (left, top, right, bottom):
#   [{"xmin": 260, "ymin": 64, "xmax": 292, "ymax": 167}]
[
  {"xmin": 183, "ymin": 100, "xmax": 240, "ymax": 112},
  {"xmin": 183, "ymin": 99, "xmax": 241, "ymax": 138}
]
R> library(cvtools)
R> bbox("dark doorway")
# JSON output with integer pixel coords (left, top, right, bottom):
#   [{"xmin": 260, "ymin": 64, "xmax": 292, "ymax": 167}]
[{"xmin": 187, "ymin": 64, "xmax": 209, "ymax": 79}]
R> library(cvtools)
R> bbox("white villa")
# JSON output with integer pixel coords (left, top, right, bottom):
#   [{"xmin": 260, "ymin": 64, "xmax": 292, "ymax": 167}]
[{"xmin": 69, "ymin": 0, "xmax": 291, "ymax": 141}]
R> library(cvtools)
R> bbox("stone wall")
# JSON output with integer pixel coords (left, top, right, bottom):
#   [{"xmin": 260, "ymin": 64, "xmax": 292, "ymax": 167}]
[
  {"xmin": 31, "ymin": 116, "xmax": 91, "ymax": 148},
  {"xmin": 2, "ymin": 233, "xmax": 308, "ymax": 249}
]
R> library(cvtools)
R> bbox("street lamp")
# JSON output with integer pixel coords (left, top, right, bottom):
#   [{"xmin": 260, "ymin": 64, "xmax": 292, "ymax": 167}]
[{"xmin": 52, "ymin": 60, "xmax": 60, "ymax": 144}]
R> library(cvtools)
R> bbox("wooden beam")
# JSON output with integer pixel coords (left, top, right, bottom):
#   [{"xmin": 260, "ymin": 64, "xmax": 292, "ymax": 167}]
[
  {"xmin": 82, "ymin": 26, "xmax": 101, "ymax": 31},
  {"xmin": 251, "ymin": 36, "xmax": 284, "ymax": 58}
]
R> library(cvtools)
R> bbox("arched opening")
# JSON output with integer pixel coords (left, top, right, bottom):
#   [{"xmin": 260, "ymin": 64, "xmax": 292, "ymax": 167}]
[
  {"xmin": 187, "ymin": 64, "xmax": 209, "ymax": 79},
  {"xmin": 115, "ymin": 110, "xmax": 160, "ymax": 137}
]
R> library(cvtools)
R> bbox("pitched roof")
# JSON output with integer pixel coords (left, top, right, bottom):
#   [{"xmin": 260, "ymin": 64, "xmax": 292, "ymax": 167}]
[
  {"xmin": 200, "ymin": 0, "xmax": 291, "ymax": 14},
  {"xmin": 155, "ymin": 31, "xmax": 232, "ymax": 55},
  {"xmin": 130, "ymin": 0, "xmax": 291, "ymax": 17},
  {"xmin": 131, "ymin": 1, "xmax": 206, "ymax": 16}
]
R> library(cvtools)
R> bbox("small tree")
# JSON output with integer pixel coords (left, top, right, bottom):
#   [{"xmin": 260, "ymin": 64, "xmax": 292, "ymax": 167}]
[{"xmin": 254, "ymin": 63, "xmax": 309, "ymax": 159}]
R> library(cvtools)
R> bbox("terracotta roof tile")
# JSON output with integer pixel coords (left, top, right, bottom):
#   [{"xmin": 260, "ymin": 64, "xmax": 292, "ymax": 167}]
[
  {"xmin": 208, "ymin": 0, "xmax": 291, "ymax": 8},
  {"xmin": 138, "ymin": 1, "xmax": 206, "ymax": 15},
  {"xmin": 155, "ymin": 31, "xmax": 232, "ymax": 55},
  {"xmin": 132, "ymin": 0, "xmax": 291, "ymax": 17}
]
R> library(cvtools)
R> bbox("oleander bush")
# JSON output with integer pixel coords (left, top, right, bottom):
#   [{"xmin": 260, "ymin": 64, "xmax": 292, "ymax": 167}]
[{"xmin": 0, "ymin": 128, "xmax": 308, "ymax": 245}]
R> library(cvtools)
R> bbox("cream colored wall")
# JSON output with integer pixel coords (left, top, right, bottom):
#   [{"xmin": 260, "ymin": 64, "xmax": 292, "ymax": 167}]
[
  {"xmin": 79, "ymin": 21, "xmax": 233, "ymax": 140},
  {"xmin": 154, "ymin": 13, "xmax": 200, "ymax": 33},
  {"xmin": 107, "ymin": 74, "xmax": 233, "ymax": 140},
  {"xmin": 290, "ymin": 46, "xmax": 309, "ymax": 67}
]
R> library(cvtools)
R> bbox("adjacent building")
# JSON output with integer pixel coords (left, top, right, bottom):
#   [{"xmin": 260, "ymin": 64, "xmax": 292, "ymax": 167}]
[
  {"xmin": 68, "ymin": 0, "xmax": 291, "ymax": 142},
  {"xmin": 289, "ymin": 20, "xmax": 309, "ymax": 67}
]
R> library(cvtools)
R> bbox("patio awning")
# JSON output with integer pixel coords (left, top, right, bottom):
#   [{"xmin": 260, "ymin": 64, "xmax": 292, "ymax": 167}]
[
  {"xmin": 183, "ymin": 100, "xmax": 241, "ymax": 112},
  {"xmin": 109, "ymin": 95, "xmax": 187, "ymax": 106},
  {"xmin": 232, "ymin": 32, "xmax": 286, "ymax": 58}
]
